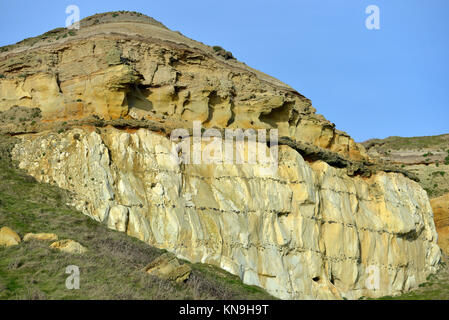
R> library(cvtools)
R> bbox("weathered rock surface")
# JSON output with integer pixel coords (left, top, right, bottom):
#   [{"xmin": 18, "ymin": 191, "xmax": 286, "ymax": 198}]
[
  {"xmin": 0, "ymin": 12, "xmax": 367, "ymax": 162},
  {"xmin": 144, "ymin": 252, "xmax": 191, "ymax": 283},
  {"xmin": 23, "ymin": 233, "xmax": 58, "ymax": 242},
  {"xmin": 363, "ymin": 134, "xmax": 449, "ymax": 257},
  {"xmin": 431, "ymin": 193, "xmax": 449, "ymax": 255},
  {"xmin": 0, "ymin": 226, "xmax": 21, "ymax": 247},
  {"xmin": 11, "ymin": 127, "xmax": 441, "ymax": 299},
  {"xmin": 50, "ymin": 239, "xmax": 87, "ymax": 254}
]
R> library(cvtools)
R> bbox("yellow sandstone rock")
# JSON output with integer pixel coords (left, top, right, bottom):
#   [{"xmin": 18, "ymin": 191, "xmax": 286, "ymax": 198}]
[
  {"xmin": 50, "ymin": 239, "xmax": 87, "ymax": 254},
  {"xmin": 144, "ymin": 253, "xmax": 192, "ymax": 283},
  {"xmin": 0, "ymin": 226, "xmax": 21, "ymax": 247},
  {"xmin": 11, "ymin": 127, "xmax": 441, "ymax": 299},
  {"xmin": 0, "ymin": 13, "xmax": 367, "ymax": 161},
  {"xmin": 23, "ymin": 233, "xmax": 58, "ymax": 242},
  {"xmin": 0, "ymin": 12, "xmax": 442, "ymax": 300},
  {"xmin": 431, "ymin": 193, "xmax": 449, "ymax": 255}
]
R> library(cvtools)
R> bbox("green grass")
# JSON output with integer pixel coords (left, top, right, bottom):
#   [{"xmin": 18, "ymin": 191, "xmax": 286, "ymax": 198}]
[
  {"xmin": 375, "ymin": 281, "xmax": 449, "ymax": 300},
  {"xmin": 0, "ymin": 135, "xmax": 273, "ymax": 300},
  {"xmin": 364, "ymin": 134, "xmax": 449, "ymax": 151}
]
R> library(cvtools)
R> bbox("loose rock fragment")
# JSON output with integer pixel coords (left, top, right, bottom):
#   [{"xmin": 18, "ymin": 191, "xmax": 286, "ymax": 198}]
[
  {"xmin": 50, "ymin": 239, "xmax": 87, "ymax": 254},
  {"xmin": 0, "ymin": 227, "xmax": 21, "ymax": 247},
  {"xmin": 144, "ymin": 253, "xmax": 192, "ymax": 283},
  {"xmin": 24, "ymin": 233, "xmax": 58, "ymax": 242}
]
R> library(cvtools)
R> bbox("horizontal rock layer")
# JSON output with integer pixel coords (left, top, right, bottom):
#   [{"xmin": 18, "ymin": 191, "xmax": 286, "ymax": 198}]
[{"xmin": 11, "ymin": 127, "xmax": 441, "ymax": 299}]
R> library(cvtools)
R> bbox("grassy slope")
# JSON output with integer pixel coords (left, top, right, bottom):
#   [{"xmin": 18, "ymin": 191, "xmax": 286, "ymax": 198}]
[
  {"xmin": 362, "ymin": 134, "xmax": 449, "ymax": 151},
  {"xmin": 0, "ymin": 136, "xmax": 273, "ymax": 300}
]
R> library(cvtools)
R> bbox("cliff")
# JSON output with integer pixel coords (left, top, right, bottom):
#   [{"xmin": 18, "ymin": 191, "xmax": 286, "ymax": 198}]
[
  {"xmin": 0, "ymin": 11, "xmax": 442, "ymax": 299},
  {"xmin": 0, "ymin": 11, "xmax": 367, "ymax": 161},
  {"xmin": 363, "ymin": 134, "xmax": 449, "ymax": 255},
  {"xmin": 431, "ymin": 193, "xmax": 449, "ymax": 255}
]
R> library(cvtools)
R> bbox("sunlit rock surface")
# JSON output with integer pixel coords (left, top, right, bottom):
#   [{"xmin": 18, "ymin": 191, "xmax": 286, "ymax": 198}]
[
  {"xmin": 0, "ymin": 12, "xmax": 367, "ymax": 161},
  {"xmin": 0, "ymin": 11, "xmax": 442, "ymax": 300},
  {"xmin": 11, "ymin": 127, "xmax": 441, "ymax": 299}
]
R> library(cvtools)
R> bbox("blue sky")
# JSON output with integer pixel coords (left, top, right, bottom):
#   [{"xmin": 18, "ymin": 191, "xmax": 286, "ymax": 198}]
[{"xmin": 0, "ymin": 0, "xmax": 448, "ymax": 142}]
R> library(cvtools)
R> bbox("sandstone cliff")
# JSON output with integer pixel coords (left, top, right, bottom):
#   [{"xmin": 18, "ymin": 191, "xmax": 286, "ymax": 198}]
[
  {"xmin": 0, "ymin": 11, "xmax": 367, "ymax": 161},
  {"xmin": 0, "ymin": 11, "xmax": 442, "ymax": 299},
  {"xmin": 431, "ymin": 193, "xmax": 449, "ymax": 255},
  {"xmin": 9, "ymin": 127, "xmax": 440, "ymax": 299},
  {"xmin": 363, "ymin": 135, "xmax": 449, "ymax": 255}
]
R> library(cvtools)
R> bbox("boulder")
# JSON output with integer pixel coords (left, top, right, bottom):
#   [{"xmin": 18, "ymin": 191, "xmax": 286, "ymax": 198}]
[
  {"xmin": 24, "ymin": 233, "xmax": 58, "ymax": 242},
  {"xmin": 0, "ymin": 226, "xmax": 21, "ymax": 247},
  {"xmin": 50, "ymin": 239, "xmax": 87, "ymax": 254},
  {"xmin": 144, "ymin": 253, "xmax": 191, "ymax": 283}
]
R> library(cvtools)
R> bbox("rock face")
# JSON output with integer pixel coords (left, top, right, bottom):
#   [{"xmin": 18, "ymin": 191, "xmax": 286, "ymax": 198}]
[
  {"xmin": 0, "ymin": 12, "xmax": 367, "ymax": 162},
  {"xmin": 11, "ymin": 127, "xmax": 441, "ymax": 299},
  {"xmin": 0, "ymin": 226, "xmax": 21, "ymax": 247},
  {"xmin": 0, "ymin": 11, "xmax": 443, "ymax": 299},
  {"xmin": 431, "ymin": 193, "xmax": 449, "ymax": 255},
  {"xmin": 363, "ymin": 135, "xmax": 449, "ymax": 256}
]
